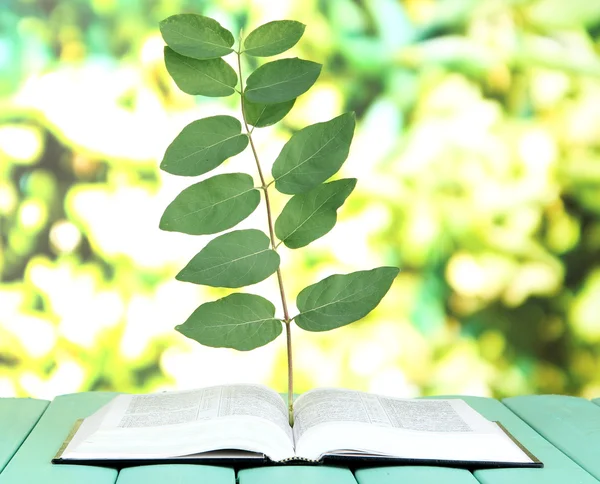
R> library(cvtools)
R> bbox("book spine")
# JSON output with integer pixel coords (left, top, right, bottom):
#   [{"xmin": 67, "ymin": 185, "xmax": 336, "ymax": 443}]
[{"xmin": 273, "ymin": 456, "xmax": 320, "ymax": 464}]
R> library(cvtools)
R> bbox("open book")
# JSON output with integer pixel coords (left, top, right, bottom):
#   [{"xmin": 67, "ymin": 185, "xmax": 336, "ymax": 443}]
[{"xmin": 53, "ymin": 384, "xmax": 541, "ymax": 468}]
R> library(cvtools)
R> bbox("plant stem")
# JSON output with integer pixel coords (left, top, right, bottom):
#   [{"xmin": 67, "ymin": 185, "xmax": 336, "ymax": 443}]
[{"xmin": 236, "ymin": 50, "xmax": 295, "ymax": 425}]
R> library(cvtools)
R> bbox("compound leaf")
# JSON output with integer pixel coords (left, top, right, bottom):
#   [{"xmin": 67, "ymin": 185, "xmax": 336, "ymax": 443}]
[
  {"xmin": 245, "ymin": 58, "xmax": 321, "ymax": 104},
  {"xmin": 244, "ymin": 20, "xmax": 305, "ymax": 57},
  {"xmin": 160, "ymin": 14, "xmax": 234, "ymax": 59},
  {"xmin": 161, "ymin": 116, "xmax": 248, "ymax": 176},
  {"xmin": 165, "ymin": 47, "xmax": 237, "ymax": 97},
  {"xmin": 176, "ymin": 293, "xmax": 282, "ymax": 351},
  {"xmin": 159, "ymin": 173, "xmax": 259, "ymax": 235},
  {"xmin": 275, "ymin": 178, "xmax": 357, "ymax": 248},
  {"xmin": 295, "ymin": 267, "xmax": 399, "ymax": 331},
  {"xmin": 272, "ymin": 112, "xmax": 356, "ymax": 194},
  {"xmin": 177, "ymin": 229, "xmax": 280, "ymax": 288}
]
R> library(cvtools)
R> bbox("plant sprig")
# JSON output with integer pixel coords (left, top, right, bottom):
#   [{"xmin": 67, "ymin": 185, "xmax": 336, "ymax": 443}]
[{"xmin": 158, "ymin": 14, "xmax": 399, "ymax": 424}]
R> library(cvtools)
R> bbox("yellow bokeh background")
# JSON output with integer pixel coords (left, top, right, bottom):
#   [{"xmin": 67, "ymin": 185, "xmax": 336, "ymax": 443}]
[{"xmin": 1, "ymin": 0, "xmax": 600, "ymax": 400}]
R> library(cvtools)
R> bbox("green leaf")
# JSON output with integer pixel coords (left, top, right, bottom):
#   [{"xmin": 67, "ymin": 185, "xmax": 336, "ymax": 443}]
[
  {"xmin": 160, "ymin": 116, "xmax": 249, "ymax": 176},
  {"xmin": 159, "ymin": 173, "xmax": 260, "ymax": 235},
  {"xmin": 245, "ymin": 58, "xmax": 321, "ymax": 104},
  {"xmin": 243, "ymin": 96, "xmax": 296, "ymax": 128},
  {"xmin": 164, "ymin": 47, "xmax": 237, "ymax": 97},
  {"xmin": 159, "ymin": 14, "xmax": 234, "ymax": 59},
  {"xmin": 275, "ymin": 179, "xmax": 356, "ymax": 248},
  {"xmin": 176, "ymin": 293, "xmax": 283, "ymax": 351},
  {"xmin": 272, "ymin": 112, "xmax": 356, "ymax": 194},
  {"xmin": 295, "ymin": 267, "xmax": 399, "ymax": 332},
  {"xmin": 243, "ymin": 20, "xmax": 306, "ymax": 57},
  {"xmin": 177, "ymin": 229, "xmax": 280, "ymax": 288}
]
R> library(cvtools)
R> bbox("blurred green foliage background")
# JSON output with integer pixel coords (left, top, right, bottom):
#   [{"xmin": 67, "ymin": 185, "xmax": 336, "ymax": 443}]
[{"xmin": 1, "ymin": 0, "xmax": 600, "ymax": 401}]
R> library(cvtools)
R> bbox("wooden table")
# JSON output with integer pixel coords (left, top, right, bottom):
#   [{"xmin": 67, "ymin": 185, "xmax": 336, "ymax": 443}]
[{"xmin": 1, "ymin": 393, "xmax": 600, "ymax": 483}]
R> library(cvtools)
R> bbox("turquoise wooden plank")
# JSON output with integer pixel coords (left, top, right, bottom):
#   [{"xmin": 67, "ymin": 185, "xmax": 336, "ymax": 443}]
[
  {"xmin": 0, "ymin": 392, "xmax": 118, "ymax": 484},
  {"xmin": 459, "ymin": 396, "xmax": 599, "ymax": 484},
  {"xmin": 116, "ymin": 464, "xmax": 235, "ymax": 484},
  {"xmin": 356, "ymin": 466, "xmax": 478, "ymax": 484},
  {"xmin": 238, "ymin": 466, "xmax": 356, "ymax": 484},
  {"xmin": 593, "ymin": 398, "xmax": 600, "ymax": 407},
  {"xmin": 503, "ymin": 395, "xmax": 600, "ymax": 481},
  {"xmin": 0, "ymin": 398, "xmax": 48, "ymax": 473}
]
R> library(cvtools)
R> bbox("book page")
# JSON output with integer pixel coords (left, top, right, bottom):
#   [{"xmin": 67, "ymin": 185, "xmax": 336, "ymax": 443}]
[
  {"xmin": 293, "ymin": 388, "xmax": 488, "ymax": 441},
  {"xmin": 106, "ymin": 384, "xmax": 291, "ymax": 439},
  {"xmin": 293, "ymin": 388, "xmax": 533, "ymax": 464},
  {"xmin": 62, "ymin": 384, "xmax": 294, "ymax": 462}
]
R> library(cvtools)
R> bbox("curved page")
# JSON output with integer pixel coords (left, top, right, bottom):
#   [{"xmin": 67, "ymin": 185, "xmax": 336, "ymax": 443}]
[
  {"xmin": 61, "ymin": 384, "xmax": 294, "ymax": 462},
  {"xmin": 293, "ymin": 388, "xmax": 534, "ymax": 464}
]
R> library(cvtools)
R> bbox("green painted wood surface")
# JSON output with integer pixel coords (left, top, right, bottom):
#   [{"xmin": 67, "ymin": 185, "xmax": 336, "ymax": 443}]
[
  {"xmin": 461, "ymin": 396, "xmax": 599, "ymax": 484},
  {"xmin": 115, "ymin": 464, "xmax": 234, "ymax": 484},
  {"xmin": 356, "ymin": 466, "xmax": 478, "ymax": 484},
  {"xmin": 238, "ymin": 466, "xmax": 357, "ymax": 484},
  {"xmin": 503, "ymin": 395, "xmax": 600, "ymax": 481},
  {"xmin": 1, "ymin": 392, "xmax": 596, "ymax": 484},
  {"xmin": 0, "ymin": 398, "xmax": 48, "ymax": 473},
  {"xmin": 0, "ymin": 392, "xmax": 118, "ymax": 484}
]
